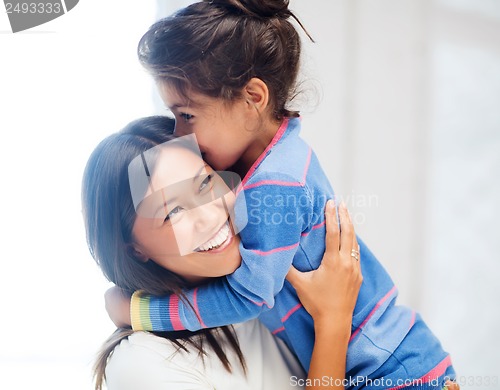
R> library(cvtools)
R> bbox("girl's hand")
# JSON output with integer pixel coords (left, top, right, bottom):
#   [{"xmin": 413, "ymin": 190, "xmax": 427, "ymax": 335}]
[
  {"xmin": 444, "ymin": 380, "xmax": 460, "ymax": 390},
  {"xmin": 104, "ymin": 286, "xmax": 132, "ymax": 328},
  {"xmin": 286, "ymin": 200, "xmax": 363, "ymax": 327}
]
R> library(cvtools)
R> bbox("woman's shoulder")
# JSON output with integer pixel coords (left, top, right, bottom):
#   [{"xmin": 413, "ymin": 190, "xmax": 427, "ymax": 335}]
[
  {"xmin": 105, "ymin": 330, "xmax": 214, "ymax": 389},
  {"xmin": 104, "ymin": 322, "xmax": 255, "ymax": 390},
  {"xmin": 104, "ymin": 320, "xmax": 305, "ymax": 390}
]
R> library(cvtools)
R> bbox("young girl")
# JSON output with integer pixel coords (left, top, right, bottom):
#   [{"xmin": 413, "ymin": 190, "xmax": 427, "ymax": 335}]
[
  {"xmin": 107, "ymin": 1, "xmax": 456, "ymax": 388},
  {"xmin": 83, "ymin": 115, "xmax": 366, "ymax": 390}
]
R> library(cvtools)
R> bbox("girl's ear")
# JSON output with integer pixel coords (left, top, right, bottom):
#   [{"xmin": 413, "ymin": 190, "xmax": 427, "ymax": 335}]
[
  {"xmin": 243, "ymin": 77, "xmax": 270, "ymax": 113},
  {"xmin": 127, "ymin": 244, "xmax": 149, "ymax": 263}
]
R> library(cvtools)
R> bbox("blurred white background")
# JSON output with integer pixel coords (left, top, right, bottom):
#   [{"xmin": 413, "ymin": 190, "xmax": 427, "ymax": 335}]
[{"xmin": 0, "ymin": 0, "xmax": 498, "ymax": 389}]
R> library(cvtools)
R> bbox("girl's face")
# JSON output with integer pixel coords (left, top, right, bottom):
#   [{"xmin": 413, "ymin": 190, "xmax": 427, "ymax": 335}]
[
  {"xmin": 157, "ymin": 82, "xmax": 267, "ymax": 172},
  {"xmin": 131, "ymin": 145, "xmax": 242, "ymax": 284}
]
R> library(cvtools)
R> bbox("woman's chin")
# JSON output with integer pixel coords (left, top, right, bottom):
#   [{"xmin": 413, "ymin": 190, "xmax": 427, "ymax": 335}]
[{"xmin": 198, "ymin": 235, "xmax": 242, "ymax": 277}]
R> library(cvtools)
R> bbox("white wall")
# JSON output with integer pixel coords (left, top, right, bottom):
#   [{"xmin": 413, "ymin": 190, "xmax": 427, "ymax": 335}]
[
  {"xmin": 0, "ymin": 2, "xmax": 157, "ymax": 389},
  {"xmin": 291, "ymin": 0, "xmax": 500, "ymax": 386},
  {"xmin": 423, "ymin": 0, "xmax": 500, "ymax": 382}
]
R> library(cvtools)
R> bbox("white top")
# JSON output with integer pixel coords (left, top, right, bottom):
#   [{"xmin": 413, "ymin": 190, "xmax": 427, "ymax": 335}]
[{"xmin": 106, "ymin": 319, "xmax": 306, "ymax": 390}]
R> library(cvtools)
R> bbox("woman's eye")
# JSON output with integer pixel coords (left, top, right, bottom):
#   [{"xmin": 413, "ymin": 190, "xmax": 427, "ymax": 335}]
[
  {"xmin": 180, "ymin": 113, "xmax": 194, "ymax": 122},
  {"xmin": 164, "ymin": 206, "xmax": 184, "ymax": 222},
  {"xmin": 199, "ymin": 174, "xmax": 213, "ymax": 192}
]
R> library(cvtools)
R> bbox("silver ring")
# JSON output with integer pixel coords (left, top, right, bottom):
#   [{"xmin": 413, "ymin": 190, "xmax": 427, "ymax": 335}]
[{"xmin": 351, "ymin": 249, "xmax": 360, "ymax": 261}]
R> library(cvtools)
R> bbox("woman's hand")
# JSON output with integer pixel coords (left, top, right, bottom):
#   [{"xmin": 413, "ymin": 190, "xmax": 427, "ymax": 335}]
[
  {"xmin": 286, "ymin": 200, "xmax": 362, "ymax": 389},
  {"xmin": 104, "ymin": 286, "xmax": 132, "ymax": 328},
  {"xmin": 286, "ymin": 200, "xmax": 362, "ymax": 327}
]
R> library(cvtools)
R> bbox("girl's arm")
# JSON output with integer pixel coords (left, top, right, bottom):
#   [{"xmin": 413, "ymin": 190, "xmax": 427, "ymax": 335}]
[{"xmin": 286, "ymin": 200, "xmax": 362, "ymax": 389}]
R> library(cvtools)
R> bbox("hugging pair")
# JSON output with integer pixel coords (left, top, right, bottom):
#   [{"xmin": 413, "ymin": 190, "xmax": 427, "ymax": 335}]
[{"xmin": 82, "ymin": 1, "xmax": 457, "ymax": 389}]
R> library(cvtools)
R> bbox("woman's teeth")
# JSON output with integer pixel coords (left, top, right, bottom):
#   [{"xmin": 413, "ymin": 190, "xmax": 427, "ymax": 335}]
[{"xmin": 197, "ymin": 222, "xmax": 230, "ymax": 252}]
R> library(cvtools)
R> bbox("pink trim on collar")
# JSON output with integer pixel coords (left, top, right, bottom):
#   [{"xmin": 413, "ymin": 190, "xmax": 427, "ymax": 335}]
[{"xmin": 240, "ymin": 118, "xmax": 290, "ymax": 187}]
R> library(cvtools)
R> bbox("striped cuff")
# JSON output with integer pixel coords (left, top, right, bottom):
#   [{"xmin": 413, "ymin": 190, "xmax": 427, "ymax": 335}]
[
  {"xmin": 130, "ymin": 290, "xmax": 185, "ymax": 331},
  {"xmin": 130, "ymin": 290, "xmax": 152, "ymax": 331}
]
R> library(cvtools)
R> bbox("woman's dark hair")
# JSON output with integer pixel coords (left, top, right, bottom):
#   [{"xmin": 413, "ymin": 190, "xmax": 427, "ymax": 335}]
[
  {"xmin": 82, "ymin": 116, "xmax": 245, "ymax": 390},
  {"xmin": 138, "ymin": 0, "xmax": 313, "ymax": 120}
]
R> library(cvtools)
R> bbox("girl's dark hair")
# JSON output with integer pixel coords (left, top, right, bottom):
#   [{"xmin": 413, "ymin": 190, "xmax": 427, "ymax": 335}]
[
  {"xmin": 81, "ymin": 116, "xmax": 245, "ymax": 390},
  {"xmin": 138, "ymin": 0, "xmax": 313, "ymax": 120}
]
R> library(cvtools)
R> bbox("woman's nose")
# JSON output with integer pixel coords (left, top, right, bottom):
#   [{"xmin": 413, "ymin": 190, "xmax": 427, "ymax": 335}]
[{"xmin": 193, "ymin": 203, "xmax": 219, "ymax": 232}]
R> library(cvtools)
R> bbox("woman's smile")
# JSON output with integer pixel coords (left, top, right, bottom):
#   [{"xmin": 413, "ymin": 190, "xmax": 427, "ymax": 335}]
[{"xmin": 194, "ymin": 220, "xmax": 232, "ymax": 252}]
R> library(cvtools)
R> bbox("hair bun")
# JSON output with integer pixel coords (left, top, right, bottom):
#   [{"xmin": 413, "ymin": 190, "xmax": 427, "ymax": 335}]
[{"xmin": 206, "ymin": 0, "xmax": 291, "ymax": 19}]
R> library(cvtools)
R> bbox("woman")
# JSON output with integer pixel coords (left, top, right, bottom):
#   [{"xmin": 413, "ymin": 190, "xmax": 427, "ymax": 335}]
[{"xmin": 82, "ymin": 116, "xmax": 363, "ymax": 389}]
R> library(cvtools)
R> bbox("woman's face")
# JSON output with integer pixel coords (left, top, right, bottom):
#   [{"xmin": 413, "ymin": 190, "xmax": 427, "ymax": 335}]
[{"xmin": 131, "ymin": 145, "xmax": 242, "ymax": 284}]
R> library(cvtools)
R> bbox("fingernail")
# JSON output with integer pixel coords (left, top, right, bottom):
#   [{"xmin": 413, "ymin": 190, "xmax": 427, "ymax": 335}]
[{"xmin": 326, "ymin": 199, "xmax": 334, "ymax": 209}]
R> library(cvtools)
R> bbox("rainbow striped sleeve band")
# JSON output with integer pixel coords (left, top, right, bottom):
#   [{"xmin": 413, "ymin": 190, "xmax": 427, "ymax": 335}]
[{"xmin": 130, "ymin": 290, "xmax": 152, "ymax": 331}]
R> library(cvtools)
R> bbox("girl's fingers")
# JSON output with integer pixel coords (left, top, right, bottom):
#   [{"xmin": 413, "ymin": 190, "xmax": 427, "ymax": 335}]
[
  {"xmin": 445, "ymin": 380, "xmax": 459, "ymax": 390},
  {"xmin": 324, "ymin": 199, "xmax": 340, "ymax": 256}
]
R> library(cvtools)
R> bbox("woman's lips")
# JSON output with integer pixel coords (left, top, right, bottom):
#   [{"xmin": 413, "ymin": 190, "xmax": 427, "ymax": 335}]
[{"xmin": 194, "ymin": 221, "xmax": 231, "ymax": 252}]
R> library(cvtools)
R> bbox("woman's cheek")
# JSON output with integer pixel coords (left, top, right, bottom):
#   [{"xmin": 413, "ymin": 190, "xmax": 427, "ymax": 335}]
[
  {"xmin": 228, "ymin": 238, "xmax": 243, "ymax": 272},
  {"xmin": 170, "ymin": 220, "xmax": 196, "ymax": 255}
]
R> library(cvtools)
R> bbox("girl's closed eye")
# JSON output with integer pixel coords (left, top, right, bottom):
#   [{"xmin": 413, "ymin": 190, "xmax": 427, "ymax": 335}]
[{"xmin": 180, "ymin": 113, "xmax": 194, "ymax": 122}]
